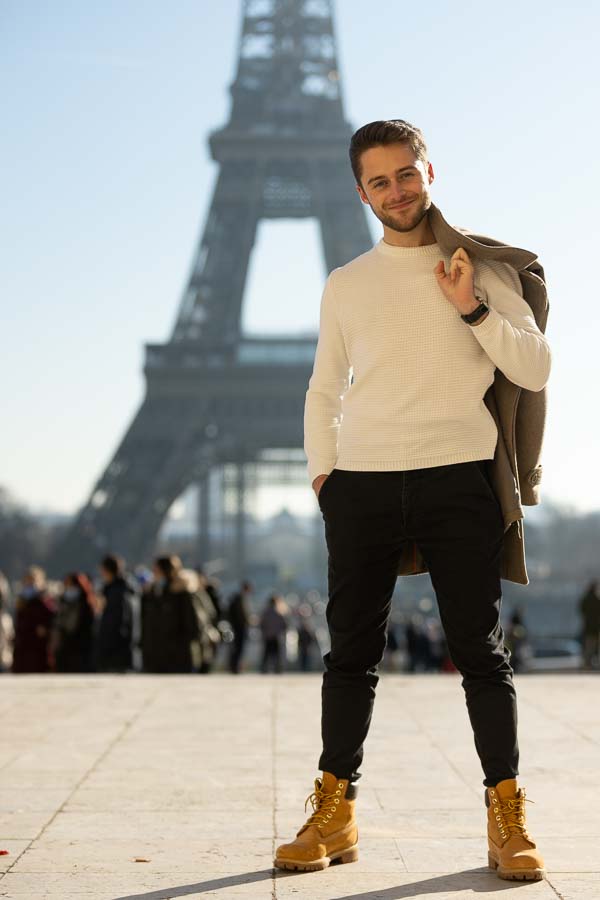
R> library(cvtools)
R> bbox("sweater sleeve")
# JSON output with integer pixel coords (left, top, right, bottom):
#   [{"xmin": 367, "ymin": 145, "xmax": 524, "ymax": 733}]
[
  {"xmin": 303, "ymin": 272, "xmax": 352, "ymax": 485},
  {"xmin": 468, "ymin": 259, "xmax": 551, "ymax": 392}
]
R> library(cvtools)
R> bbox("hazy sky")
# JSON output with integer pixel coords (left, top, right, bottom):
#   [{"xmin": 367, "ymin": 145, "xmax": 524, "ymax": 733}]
[{"xmin": 2, "ymin": 0, "xmax": 599, "ymax": 519}]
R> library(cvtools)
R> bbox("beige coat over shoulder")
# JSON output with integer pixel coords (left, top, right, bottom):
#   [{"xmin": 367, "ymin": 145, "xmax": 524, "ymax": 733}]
[{"xmin": 394, "ymin": 203, "xmax": 550, "ymax": 585}]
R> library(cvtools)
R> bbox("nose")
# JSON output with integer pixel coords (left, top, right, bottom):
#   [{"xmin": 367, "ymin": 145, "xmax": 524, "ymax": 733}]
[{"xmin": 388, "ymin": 185, "xmax": 411, "ymax": 204}]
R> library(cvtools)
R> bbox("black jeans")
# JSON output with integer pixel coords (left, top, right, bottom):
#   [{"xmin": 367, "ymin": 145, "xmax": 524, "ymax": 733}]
[{"xmin": 316, "ymin": 459, "xmax": 518, "ymax": 788}]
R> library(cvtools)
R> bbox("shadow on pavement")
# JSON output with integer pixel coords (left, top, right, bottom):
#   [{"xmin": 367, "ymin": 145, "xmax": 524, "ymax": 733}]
[
  {"xmin": 112, "ymin": 868, "xmax": 273, "ymax": 900},
  {"xmin": 112, "ymin": 865, "xmax": 529, "ymax": 899}
]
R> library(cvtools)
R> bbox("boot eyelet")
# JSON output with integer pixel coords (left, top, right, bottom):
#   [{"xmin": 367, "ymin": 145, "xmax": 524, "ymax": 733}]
[
  {"xmin": 338, "ymin": 783, "xmax": 343, "ymax": 788},
  {"xmin": 336, "ymin": 790, "xmax": 341, "ymax": 795},
  {"xmin": 335, "ymin": 798, "xmax": 340, "ymax": 804}
]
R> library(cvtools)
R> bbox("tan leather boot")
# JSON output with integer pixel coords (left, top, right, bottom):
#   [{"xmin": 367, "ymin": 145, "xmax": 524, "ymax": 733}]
[
  {"xmin": 274, "ymin": 771, "xmax": 359, "ymax": 871},
  {"xmin": 486, "ymin": 778, "xmax": 546, "ymax": 880}
]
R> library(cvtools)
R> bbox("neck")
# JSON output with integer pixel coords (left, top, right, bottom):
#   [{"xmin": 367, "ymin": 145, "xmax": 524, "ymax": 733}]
[{"xmin": 382, "ymin": 209, "xmax": 437, "ymax": 248}]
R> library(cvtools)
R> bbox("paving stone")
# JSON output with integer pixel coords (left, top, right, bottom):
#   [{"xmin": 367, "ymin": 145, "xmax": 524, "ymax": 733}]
[{"xmin": 0, "ymin": 672, "xmax": 598, "ymax": 899}]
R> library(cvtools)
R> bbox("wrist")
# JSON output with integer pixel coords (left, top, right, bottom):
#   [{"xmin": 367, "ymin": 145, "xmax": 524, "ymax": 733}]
[
  {"xmin": 461, "ymin": 295, "xmax": 481, "ymax": 315},
  {"xmin": 461, "ymin": 295, "xmax": 489, "ymax": 326}
]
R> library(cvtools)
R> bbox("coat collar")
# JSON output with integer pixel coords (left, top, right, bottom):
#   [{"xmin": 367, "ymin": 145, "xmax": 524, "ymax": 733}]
[{"xmin": 428, "ymin": 202, "xmax": 538, "ymax": 271}]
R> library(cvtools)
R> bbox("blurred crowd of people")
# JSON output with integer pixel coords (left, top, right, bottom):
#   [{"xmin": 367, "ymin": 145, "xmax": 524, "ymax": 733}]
[
  {"xmin": 0, "ymin": 558, "xmax": 322, "ymax": 675},
  {"xmin": 1, "ymin": 563, "xmax": 599, "ymax": 675}
]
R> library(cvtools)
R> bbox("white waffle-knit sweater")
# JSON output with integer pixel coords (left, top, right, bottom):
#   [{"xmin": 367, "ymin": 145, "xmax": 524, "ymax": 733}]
[{"xmin": 303, "ymin": 238, "xmax": 551, "ymax": 485}]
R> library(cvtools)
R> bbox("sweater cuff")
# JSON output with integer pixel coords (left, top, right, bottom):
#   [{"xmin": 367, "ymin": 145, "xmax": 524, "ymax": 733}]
[{"xmin": 467, "ymin": 303, "xmax": 501, "ymax": 339}]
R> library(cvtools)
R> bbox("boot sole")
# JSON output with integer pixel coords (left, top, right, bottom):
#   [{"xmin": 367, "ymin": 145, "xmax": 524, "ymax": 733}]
[
  {"xmin": 274, "ymin": 844, "xmax": 359, "ymax": 872},
  {"xmin": 488, "ymin": 852, "xmax": 546, "ymax": 881}
]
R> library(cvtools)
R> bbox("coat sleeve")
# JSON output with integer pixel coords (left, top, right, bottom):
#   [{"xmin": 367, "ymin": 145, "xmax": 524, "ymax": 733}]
[
  {"xmin": 303, "ymin": 272, "xmax": 352, "ymax": 485},
  {"xmin": 469, "ymin": 259, "xmax": 551, "ymax": 392}
]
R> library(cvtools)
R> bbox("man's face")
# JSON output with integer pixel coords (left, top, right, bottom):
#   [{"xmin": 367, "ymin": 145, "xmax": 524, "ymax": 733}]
[{"xmin": 356, "ymin": 143, "xmax": 434, "ymax": 233}]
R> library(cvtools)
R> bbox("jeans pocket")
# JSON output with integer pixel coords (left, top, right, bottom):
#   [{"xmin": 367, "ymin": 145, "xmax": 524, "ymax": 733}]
[
  {"xmin": 317, "ymin": 469, "xmax": 337, "ymax": 509},
  {"xmin": 473, "ymin": 460, "xmax": 503, "ymax": 518},
  {"xmin": 474, "ymin": 458, "xmax": 494, "ymax": 488}
]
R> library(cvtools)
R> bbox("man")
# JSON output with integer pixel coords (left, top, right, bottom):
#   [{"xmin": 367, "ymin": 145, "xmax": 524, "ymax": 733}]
[
  {"xmin": 96, "ymin": 554, "xmax": 135, "ymax": 673},
  {"xmin": 226, "ymin": 579, "xmax": 253, "ymax": 674},
  {"xmin": 274, "ymin": 120, "xmax": 551, "ymax": 881}
]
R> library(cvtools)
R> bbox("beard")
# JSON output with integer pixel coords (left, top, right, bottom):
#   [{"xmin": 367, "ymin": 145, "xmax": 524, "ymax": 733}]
[{"xmin": 373, "ymin": 193, "xmax": 431, "ymax": 234}]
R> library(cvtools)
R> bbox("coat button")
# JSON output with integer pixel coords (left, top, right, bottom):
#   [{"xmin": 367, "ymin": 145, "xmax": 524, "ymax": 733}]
[{"xmin": 527, "ymin": 465, "xmax": 542, "ymax": 486}]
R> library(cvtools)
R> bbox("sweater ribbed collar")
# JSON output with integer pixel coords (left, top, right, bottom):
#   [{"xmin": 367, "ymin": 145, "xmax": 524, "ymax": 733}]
[{"xmin": 375, "ymin": 238, "xmax": 441, "ymax": 258}]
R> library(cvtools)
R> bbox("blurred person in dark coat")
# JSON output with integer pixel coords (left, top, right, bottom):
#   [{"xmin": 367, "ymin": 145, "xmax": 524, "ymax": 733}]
[
  {"xmin": 405, "ymin": 613, "xmax": 432, "ymax": 673},
  {"xmin": 226, "ymin": 579, "xmax": 253, "ymax": 674},
  {"xmin": 505, "ymin": 609, "xmax": 532, "ymax": 674},
  {"xmin": 141, "ymin": 556, "xmax": 201, "ymax": 674},
  {"xmin": 0, "ymin": 571, "xmax": 15, "ymax": 673},
  {"xmin": 96, "ymin": 554, "xmax": 135, "ymax": 673},
  {"xmin": 296, "ymin": 603, "xmax": 318, "ymax": 672},
  {"xmin": 260, "ymin": 593, "xmax": 288, "ymax": 674},
  {"xmin": 579, "ymin": 579, "xmax": 600, "ymax": 670},
  {"xmin": 51, "ymin": 572, "xmax": 97, "ymax": 673},
  {"xmin": 12, "ymin": 565, "xmax": 56, "ymax": 673}
]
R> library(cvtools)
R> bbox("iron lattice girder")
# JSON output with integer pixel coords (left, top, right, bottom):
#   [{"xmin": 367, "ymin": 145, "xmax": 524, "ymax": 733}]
[
  {"xmin": 232, "ymin": 0, "xmax": 343, "ymax": 127},
  {"xmin": 49, "ymin": 0, "xmax": 372, "ymax": 578},
  {"xmin": 171, "ymin": 153, "xmax": 367, "ymax": 343}
]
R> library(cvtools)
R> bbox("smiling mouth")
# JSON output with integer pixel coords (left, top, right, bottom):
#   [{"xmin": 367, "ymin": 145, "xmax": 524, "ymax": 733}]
[{"xmin": 387, "ymin": 199, "xmax": 415, "ymax": 210}]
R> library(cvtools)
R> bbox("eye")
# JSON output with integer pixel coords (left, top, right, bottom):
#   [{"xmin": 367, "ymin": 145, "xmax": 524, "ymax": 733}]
[{"xmin": 373, "ymin": 181, "xmax": 386, "ymax": 189}]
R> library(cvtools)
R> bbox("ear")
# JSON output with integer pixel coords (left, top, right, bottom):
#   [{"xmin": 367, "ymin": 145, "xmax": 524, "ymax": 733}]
[
  {"xmin": 427, "ymin": 161, "xmax": 435, "ymax": 185},
  {"xmin": 356, "ymin": 183, "xmax": 369, "ymax": 205}
]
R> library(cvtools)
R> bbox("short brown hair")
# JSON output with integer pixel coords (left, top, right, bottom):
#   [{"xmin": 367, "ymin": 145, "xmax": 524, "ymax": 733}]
[{"xmin": 349, "ymin": 119, "xmax": 428, "ymax": 185}]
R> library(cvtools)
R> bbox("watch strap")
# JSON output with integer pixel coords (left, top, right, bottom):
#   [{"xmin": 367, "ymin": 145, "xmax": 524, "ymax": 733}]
[{"xmin": 461, "ymin": 299, "xmax": 489, "ymax": 324}]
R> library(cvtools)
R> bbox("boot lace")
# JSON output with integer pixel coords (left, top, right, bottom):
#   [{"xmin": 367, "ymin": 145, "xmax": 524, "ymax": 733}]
[
  {"xmin": 302, "ymin": 778, "xmax": 341, "ymax": 828},
  {"xmin": 493, "ymin": 789, "xmax": 534, "ymax": 840}
]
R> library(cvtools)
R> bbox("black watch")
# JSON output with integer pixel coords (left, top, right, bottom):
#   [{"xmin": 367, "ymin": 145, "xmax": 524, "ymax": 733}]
[{"xmin": 461, "ymin": 298, "xmax": 489, "ymax": 325}]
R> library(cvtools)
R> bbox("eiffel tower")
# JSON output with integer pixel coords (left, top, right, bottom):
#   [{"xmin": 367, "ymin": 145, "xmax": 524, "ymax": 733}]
[{"xmin": 50, "ymin": 0, "xmax": 372, "ymax": 579}]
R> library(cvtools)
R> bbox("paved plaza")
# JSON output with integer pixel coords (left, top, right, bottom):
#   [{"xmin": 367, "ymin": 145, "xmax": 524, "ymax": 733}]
[{"xmin": 1, "ymin": 672, "xmax": 599, "ymax": 899}]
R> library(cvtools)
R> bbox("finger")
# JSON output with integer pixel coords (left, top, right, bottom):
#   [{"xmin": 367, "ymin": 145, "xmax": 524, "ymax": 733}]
[
  {"xmin": 453, "ymin": 254, "xmax": 471, "ymax": 272},
  {"xmin": 452, "ymin": 247, "xmax": 473, "ymax": 268},
  {"xmin": 452, "ymin": 246, "xmax": 470, "ymax": 260}
]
